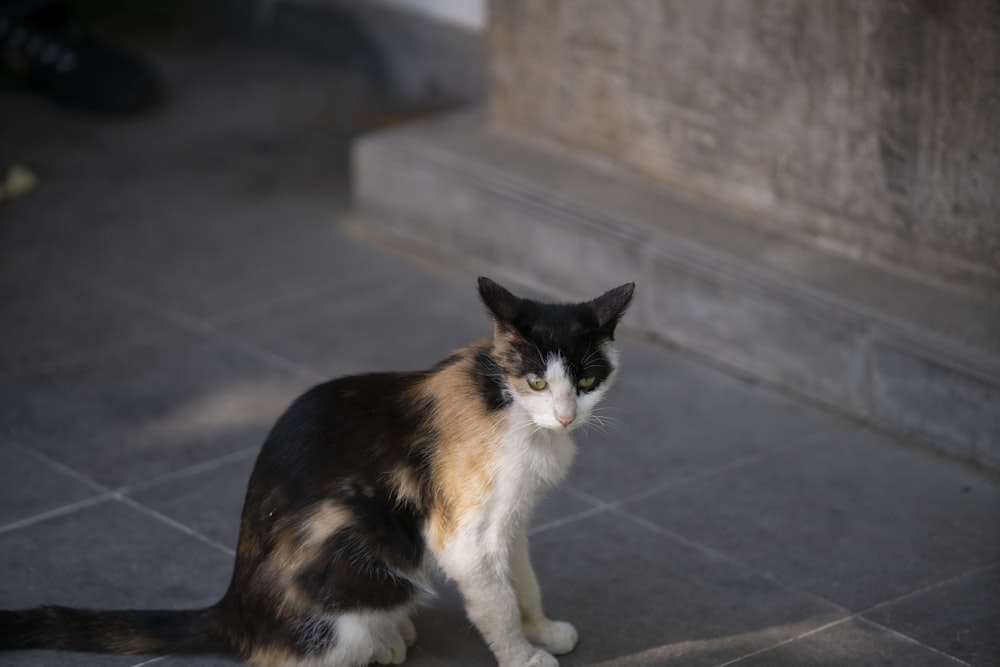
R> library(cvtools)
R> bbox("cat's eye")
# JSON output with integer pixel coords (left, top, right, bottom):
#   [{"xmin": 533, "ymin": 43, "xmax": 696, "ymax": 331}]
[
  {"xmin": 528, "ymin": 378, "xmax": 548, "ymax": 391},
  {"xmin": 577, "ymin": 376, "xmax": 596, "ymax": 388}
]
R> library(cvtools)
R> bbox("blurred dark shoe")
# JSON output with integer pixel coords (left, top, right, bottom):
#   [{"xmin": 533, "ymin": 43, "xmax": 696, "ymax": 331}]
[{"xmin": 0, "ymin": 5, "xmax": 167, "ymax": 115}]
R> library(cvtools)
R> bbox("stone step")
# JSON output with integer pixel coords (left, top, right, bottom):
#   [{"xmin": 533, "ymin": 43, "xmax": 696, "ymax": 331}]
[{"xmin": 351, "ymin": 111, "xmax": 1000, "ymax": 472}]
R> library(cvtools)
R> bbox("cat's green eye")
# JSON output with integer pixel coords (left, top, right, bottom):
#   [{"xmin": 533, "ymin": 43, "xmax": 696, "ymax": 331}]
[
  {"xmin": 578, "ymin": 376, "xmax": 596, "ymax": 388},
  {"xmin": 528, "ymin": 378, "xmax": 548, "ymax": 391}
]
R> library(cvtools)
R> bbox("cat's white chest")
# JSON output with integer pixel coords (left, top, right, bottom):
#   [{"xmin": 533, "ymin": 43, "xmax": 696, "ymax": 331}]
[
  {"xmin": 435, "ymin": 422, "xmax": 576, "ymax": 577},
  {"xmin": 499, "ymin": 425, "xmax": 576, "ymax": 492},
  {"xmin": 482, "ymin": 425, "xmax": 575, "ymax": 549}
]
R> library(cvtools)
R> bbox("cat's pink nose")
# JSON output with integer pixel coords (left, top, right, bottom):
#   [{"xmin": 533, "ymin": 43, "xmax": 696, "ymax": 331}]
[{"xmin": 556, "ymin": 413, "xmax": 575, "ymax": 427}]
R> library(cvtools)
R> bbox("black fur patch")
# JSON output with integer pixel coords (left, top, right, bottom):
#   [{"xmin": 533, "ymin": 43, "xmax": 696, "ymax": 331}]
[
  {"xmin": 296, "ymin": 528, "xmax": 417, "ymax": 612},
  {"xmin": 471, "ymin": 349, "xmax": 511, "ymax": 411},
  {"xmin": 501, "ymin": 305, "xmax": 615, "ymax": 391},
  {"xmin": 477, "ymin": 277, "xmax": 633, "ymax": 395}
]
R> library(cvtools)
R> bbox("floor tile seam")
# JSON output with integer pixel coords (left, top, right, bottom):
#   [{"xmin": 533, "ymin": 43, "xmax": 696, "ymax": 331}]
[
  {"xmin": 130, "ymin": 655, "xmax": 171, "ymax": 667},
  {"xmin": 715, "ymin": 616, "xmax": 851, "ymax": 667},
  {"xmin": 604, "ymin": 502, "xmax": 786, "ymax": 584},
  {"xmin": 573, "ymin": 405, "xmax": 854, "ymax": 512},
  {"xmin": 205, "ymin": 280, "xmax": 341, "ymax": 326},
  {"xmin": 858, "ymin": 617, "xmax": 976, "ymax": 667},
  {"xmin": 113, "ymin": 494, "xmax": 237, "ymax": 558},
  {"xmin": 204, "ymin": 271, "xmax": 406, "ymax": 327},
  {"xmin": 0, "ymin": 493, "xmax": 117, "ymax": 536},
  {"xmin": 714, "ymin": 612, "xmax": 974, "ymax": 667},
  {"xmin": 711, "ymin": 615, "xmax": 854, "ymax": 666},
  {"xmin": 86, "ymin": 276, "xmax": 326, "ymax": 383},
  {"xmin": 528, "ymin": 505, "xmax": 610, "ymax": 537},
  {"xmin": 4, "ymin": 437, "xmax": 111, "ymax": 494},
  {"xmin": 115, "ymin": 445, "xmax": 261, "ymax": 496},
  {"xmin": 598, "ymin": 449, "xmax": 776, "ymax": 507},
  {"xmin": 563, "ymin": 485, "xmax": 846, "ymax": 609},
  {"xmin": 855, "ymin": 559, "xmax": 1000, "ymax": 618},
  {"xmin": 602, "ymin": 502, "xmax": 863, "ymax": 620},
  {"xmin": 0, "ymin": 258, "xmax": 185, "ymax": 381},
  {"xmin": 8, "ymin": 436, "xmax": 260, "ymax": 532},
  {"xmin": 0, "ymin": 332, "xmax": 168, "ymax": 383}
]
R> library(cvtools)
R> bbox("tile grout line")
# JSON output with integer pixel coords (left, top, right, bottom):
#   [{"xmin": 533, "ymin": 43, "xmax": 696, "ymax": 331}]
[
  {"xmin": 603, "ymin": 449, "xmax": 774, "ymax": 507},
  {"xmin": 87, "ymin": 276, "xmax": 326, "ymax": 383},
  {"xmin": 203, "ymin": 271, "xmax": 390, "ymax": 327},
  {"xmin": 114, "ymin": 493, "xmax": 236, "ymax": 557},
  {"xmin": 5, "ymin": 435, "xmax": 259, "ymax": 514},
  {"xmin": 557, "ymin": 489, "xmax": 948, "ymax": 667},
  {"xmin": 204, "ymin": 283, "xmax": 346, "ymax": 326},
  {"xmin": 7, "ymin": 438, "xmax": 111, "ymax": 494},
  {"xmin": 856, "ymin": 559, "xmax": 1000, "ymax": 618},
  {"xmin": 0, "ymin": 493, "xmax": 117, "ymax": 536},
  {"xmin": 712, "ymin": 617, "xmax": 853, "ymax": 667},
  {"xmin": 116, "ymin": 445, "xmax": 261, "ymax": 496},
  {"xmin": 603, "ymin": 503, "xmax": 793, "ymax": 590},
  {"xmin": 709, "ymin": 610, "xmax": 976, "ymax": 667},
  {"xmin": 861, "ymin": 618, "xmax": 976, "ymax": 667},
  {"xmin": 606, "ymin": 496, "xmax": 972, "ymax": 667},
  {"xmin": 564, "ymin": 417, "xmax": 834, "ymax": 515},
  {"xmin": 0, "ymin": 334, "xmax": 163, "ymax": 383},
  {"xmin": 4, "ymin": 437, "xmax": 239, "ymax": 558},
  {"xmin": 561, "ymin": 446, "xmax": 996, "ymax": 666},
  {"xmin": 528, "ymin": 505, "xmax": 609, "ymax": 536}
]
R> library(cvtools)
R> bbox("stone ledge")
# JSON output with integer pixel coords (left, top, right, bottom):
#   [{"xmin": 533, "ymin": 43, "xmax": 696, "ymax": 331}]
[{"xmin": 351, "ymin": 111, "xmax": 1000, "ymax": 472}]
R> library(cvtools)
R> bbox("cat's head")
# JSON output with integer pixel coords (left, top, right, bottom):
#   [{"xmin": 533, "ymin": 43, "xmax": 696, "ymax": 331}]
[{"xmin": 477, "ymin": 277, "xmax": 634, "ymax": 432}]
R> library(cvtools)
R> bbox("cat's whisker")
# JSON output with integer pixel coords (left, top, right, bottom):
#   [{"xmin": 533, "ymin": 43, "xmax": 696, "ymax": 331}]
[{"xmin": 589, "ymin": 413, "xmax": 624, "ymax": 429}]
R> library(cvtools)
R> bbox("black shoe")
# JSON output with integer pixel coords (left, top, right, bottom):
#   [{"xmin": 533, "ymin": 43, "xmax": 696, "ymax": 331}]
[{"xmin": 0, "ymin": 5, "xmax": 167, "ymax": 115}]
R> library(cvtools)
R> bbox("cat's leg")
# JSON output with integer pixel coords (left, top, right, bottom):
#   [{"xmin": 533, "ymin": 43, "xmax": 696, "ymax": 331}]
[
  {"xmin": 442, "ymin": 546, "xmax": 558, "ymax": 667},
  {"xmin": 510, "ymin": 529, "xmax": 578, "ymax": 655},
  {"xmin": 399, "ymin": 615, "xmax": 417, "ymax": 648},
  {"xmin": 315, "ymin": 609, "xmax": 409, "ymax": 666}
]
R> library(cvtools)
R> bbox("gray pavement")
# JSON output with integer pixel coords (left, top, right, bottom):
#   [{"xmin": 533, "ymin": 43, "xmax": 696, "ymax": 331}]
[{"xmin": 1, "ymin": 42, "xmax": 998, "ymax": 667}]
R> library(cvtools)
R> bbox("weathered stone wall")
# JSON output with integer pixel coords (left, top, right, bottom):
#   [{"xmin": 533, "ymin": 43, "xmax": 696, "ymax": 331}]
[{"xmin": 489, "ymin": 0, "xmax": 1000, "ymax": 289}]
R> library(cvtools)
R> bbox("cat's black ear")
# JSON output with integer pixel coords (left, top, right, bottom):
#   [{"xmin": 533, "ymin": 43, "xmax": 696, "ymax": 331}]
[
  {"xmin": 587, "ymin": 282, "xmax": 635, "ymax": 335},
  {"xmin": 478, "ymin": 277, "xmax": 522, "ymax": 324}
]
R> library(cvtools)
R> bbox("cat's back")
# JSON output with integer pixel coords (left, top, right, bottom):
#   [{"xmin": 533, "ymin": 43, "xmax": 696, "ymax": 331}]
[
  {"xmin": 263, "ymin": 370, "xmax": 432, "ymax": 459},
  {"xmin": 244, "ymin": 345, "xmax": 496, "ymax": 523}
]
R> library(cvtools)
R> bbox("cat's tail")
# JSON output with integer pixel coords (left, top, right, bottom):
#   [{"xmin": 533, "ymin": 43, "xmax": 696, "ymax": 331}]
[{"xmin": 0, "ymin": 605, "xmax": 230, "ymax": 656}]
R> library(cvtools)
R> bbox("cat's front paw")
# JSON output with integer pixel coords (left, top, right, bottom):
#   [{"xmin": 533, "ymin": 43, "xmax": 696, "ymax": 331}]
[
  {"xmin": 371, "ymin": 628, "xmax": 408, "ymax": 665},
  {"xmin": 525, "ymin": 620, "xmax": 578, "ymax": 655},
  {"xmin": 525, "ymin": 647, "xmax": 559, "ymax": 667},
  {"xmin": 399, "ymin": 615, "xmax": 417, "ymax": 647}
]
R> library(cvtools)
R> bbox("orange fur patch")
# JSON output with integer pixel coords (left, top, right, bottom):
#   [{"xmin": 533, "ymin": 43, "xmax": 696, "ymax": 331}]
[
  {"xmin": 386, "ymin": 464, "xmax": 424, "ymax": 507},
  {"xmin": 418, "ymin": 341, "xmax": 505, "ymax": 551},
  {"xmin": 248, "ymin": 645, "xmax": 298, "ymax": 667},
  {"xmin": 261, "ymin": 502, "xmax": 355, "ymax": 614}
]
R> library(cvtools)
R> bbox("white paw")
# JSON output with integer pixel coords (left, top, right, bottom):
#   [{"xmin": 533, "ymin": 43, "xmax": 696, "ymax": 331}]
[
  {"xmin": 399, "ymin": 616, "xmax": 417, "ymax": 648},
  {"xmin": 526, "ymin": 620, "xmax": 578, "ymax": 655},
  {"xmin": 371, "ymin": 629, "xmax": 407, "ymax": 665},
  {"xmin": 525, "ymin": 647, "xmax": 559, "ymax": 667}
]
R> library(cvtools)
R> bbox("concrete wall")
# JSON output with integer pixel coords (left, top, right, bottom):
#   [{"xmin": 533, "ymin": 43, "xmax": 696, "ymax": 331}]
[{"xmin": 489, "ymin": 0, "xmax": 1000, "ymax": 290}]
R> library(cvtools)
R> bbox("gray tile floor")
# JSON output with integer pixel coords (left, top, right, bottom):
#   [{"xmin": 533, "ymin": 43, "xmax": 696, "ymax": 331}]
[{"xmin": 1, "ymin": 42, "xmax": 998, "ymax": 667}]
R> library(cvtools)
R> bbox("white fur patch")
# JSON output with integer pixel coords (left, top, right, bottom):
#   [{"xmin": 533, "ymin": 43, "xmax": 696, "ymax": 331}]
[
  {"xmin": 308, "ymin": 608, "xmax": 411, "ymax": 667},
  {"xmin": 515, "ymin": 343, "xmax": 619, "ymax": 434},
  {"xmin": 428, "ymin": 340, "xmax": 620, "ymax": 667}
]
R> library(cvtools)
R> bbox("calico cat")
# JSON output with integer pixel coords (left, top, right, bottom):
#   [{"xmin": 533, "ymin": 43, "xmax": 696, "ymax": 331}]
[{"xmin": 0, "ymin": 277, "xmax": 634, "ymax": 667}]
